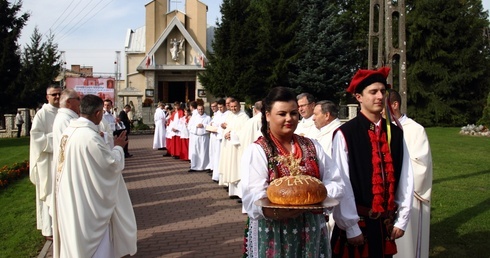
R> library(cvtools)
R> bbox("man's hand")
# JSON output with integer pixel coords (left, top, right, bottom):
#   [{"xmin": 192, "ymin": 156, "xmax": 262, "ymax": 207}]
[
  {"xmin": 197, "ymin": 123, "xmax": 203, "ymax": 128},
  {"xmin": 221, "ymin": 122, "xmax": 227, "ymax": 129},
  {"xmin": 391, "ymin": 227, "xmax": 405, "ymax": 240},
  {"xmin": 114, "ymin": 131, "xmax": 128, "ymax": 148},
  {"xmin": 347, "ymin": 234, "xmax": 364, "ymax": 246},
  {"xmin": 224, "ymin": 132, "xmax": 231, "ymax": 140}
]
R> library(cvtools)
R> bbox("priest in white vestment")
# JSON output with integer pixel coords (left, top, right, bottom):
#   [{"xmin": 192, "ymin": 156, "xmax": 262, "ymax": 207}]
[
  {"xmin": 312, "ymin": 100, "xmax": 342, "ymax": 236},
  {"xmin": 205, "ymin": 101, "xmax": 219, "ymax": 171},
  {"xmin": 153, "ymin": 102, "xmax": 167, "ymax": 150},
  {"xmin": 56, "ymin": 95, "xmax": 137, "ymax": 258},
  {"xmin": 51, "ymin": 89, "xmax": 80, "ymax": 258},
  {"xmin": 100, "ymin": 99, "xmax": 116, "ymax": 149},
  {"xmin": 188, "ymin": 104, "xmax": 211, "ymax": 171},
  {"xmin": 295, "ymin": 92, "xmax": 320, "ymax": 138},
  {"xmin": 387, "ymin": 91, "xmax": 433, "ymax": 258},
  {"xmin": 209, "ymin": 99, "xmax": 227, "ymax": 182},
  {"xmin": 29, "ymin": 85, "xmax": 61, "ymax": 238},
  {"xmin": 312, "ymin": 100, "xmax": 342, "ymax": 159},
  {"xmin": 235, "ymin": 101, "xmax": 263, "ymax": 205},
  {"xmin": 218, "ymin": 99, "xmax": 250, "ymax": 197}
]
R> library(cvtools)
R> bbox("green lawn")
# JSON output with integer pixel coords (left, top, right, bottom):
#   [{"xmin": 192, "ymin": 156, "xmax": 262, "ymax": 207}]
[{"xmin": 0, "ymin": 129, "xmax": 489, "ymax": 257}]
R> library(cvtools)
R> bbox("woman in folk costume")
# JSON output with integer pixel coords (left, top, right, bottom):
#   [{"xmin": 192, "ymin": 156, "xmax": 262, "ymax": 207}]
[
  {"xmin": 241, "ymin": 86, "xmax": 346, "ymax": 257},
  {"xmin": 178, "ymin": 108, "xmax": 191, "ymax": 161},
  {"xmin": 330, "ymin": 67, "xmax": 413, "ymax": 258}
]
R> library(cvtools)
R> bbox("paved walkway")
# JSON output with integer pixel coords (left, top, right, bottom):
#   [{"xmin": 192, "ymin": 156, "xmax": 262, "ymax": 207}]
[{"xmin": 39, "ymin": 134, "xmax": 245, "ymax": 258}]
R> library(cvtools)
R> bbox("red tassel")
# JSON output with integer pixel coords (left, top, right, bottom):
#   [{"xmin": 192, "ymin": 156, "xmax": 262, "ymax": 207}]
[
  {"xmin": 362, "ymin": 242, "xmax": 369, "ymax": 257},
  {"xmin": 384, "ymin": 239, "xmax": 397, "ymax": 255},
  {"xmin": 342, "ymin": 245, "xmax": 349, "ymax": 258},
  {"xmin": 333, "ymin": 238, "xmax": 341, "ymax": 254},
  {"xmin": 354, "ymin": 246, "xmax": 361, "ymax": 258}
]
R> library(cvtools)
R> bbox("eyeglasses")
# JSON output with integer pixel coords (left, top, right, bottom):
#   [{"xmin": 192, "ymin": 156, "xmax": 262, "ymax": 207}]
[
  {"xmin": 48, "ymin": 93, "xmax": 61, "ymax": 97},
  {"xmin": 298, "ymin": 103, "xmax": 311, "ymax": 108}
]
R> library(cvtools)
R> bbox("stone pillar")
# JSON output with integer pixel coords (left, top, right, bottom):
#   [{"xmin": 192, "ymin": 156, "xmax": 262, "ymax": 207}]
[
  {"xmin": 347, "ymin": 104, "xmax": 359, "ymax": 120},
  {"xmin": 18, "ymin": 108, "xmax": 30, "ymax": 137},
  {"xmin": 5, "ymin": 114, "xmax": 15, "ymax": 138}
]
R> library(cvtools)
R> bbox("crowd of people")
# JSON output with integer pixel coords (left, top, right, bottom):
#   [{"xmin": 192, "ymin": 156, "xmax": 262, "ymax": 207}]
[{"xmin": 27, "ymin": 66, "xmax": 433, "ymax": 258}]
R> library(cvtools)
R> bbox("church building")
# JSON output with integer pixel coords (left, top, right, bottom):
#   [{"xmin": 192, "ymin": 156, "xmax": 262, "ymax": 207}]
[{"xmin": 123, "ymin": 0, "xmax": 209, "ymax": 115}]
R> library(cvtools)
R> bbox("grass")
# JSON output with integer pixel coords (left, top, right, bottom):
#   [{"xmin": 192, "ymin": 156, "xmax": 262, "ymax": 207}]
[
  {"xmin": 426, "ymin": 128, "xmax": 490, "ymax": 257},
  {"xmin": 0, "ymin": 137, "xmax": 45, "ymax": 257},
  {"xmin": 0, "ymin": 129, "xmax": 489, "ymax": 257}
]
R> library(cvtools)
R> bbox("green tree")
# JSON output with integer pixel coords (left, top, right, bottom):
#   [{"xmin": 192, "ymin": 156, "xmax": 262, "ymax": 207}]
[
  {"xmin": 0, "ymin": 0, "xmax": 29, "ymax": 114},
  {"xmin": 289, "ymin": 0, "xmax": 357, "ymax": 103},
  {"xmin": 477, "ymin": 92, "xmax": 490, "ymax": 127},
  {"xmin": 18, "ymin": 28, "xmax": 61, "ymax": 109},
  {"xmin": 406, "ymin": 0, "xmax": 490, "ymax": 126}
]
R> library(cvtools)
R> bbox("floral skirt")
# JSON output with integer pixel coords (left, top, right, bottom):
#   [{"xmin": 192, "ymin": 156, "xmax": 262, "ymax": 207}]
[{"xmin": 243, "ymin": 213, "xmax": 331, "ymax": 258}]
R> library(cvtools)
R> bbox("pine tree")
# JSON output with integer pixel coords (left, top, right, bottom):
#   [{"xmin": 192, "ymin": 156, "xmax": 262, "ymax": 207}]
[
  {"xmin": 0, "ymin": 0, "xmax": 29, "ymax": 114},
  {"xmin": 406, "ymin": 0, "xmax": 490, "ymax": 126},
  {"xmin": 18, "ymin": 28, "xmax": 61, "ymax": 108},
  {"xmin": 289, "ymin": 0, "xmax": 356, "ymax": 103}
]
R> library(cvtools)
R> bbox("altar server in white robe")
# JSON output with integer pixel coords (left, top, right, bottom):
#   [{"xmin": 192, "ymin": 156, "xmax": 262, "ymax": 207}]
[
  {"xmin": 294, "ymin": 92, "xmax": 319, "ymax": 138},
  {"xmin": 99, "ymin": 99, "xmax": 116, "ymax": 149},
  {"xmin": 30, "ymin": 85, "xmax": 61, "ymax": 238},
  {"xmin": 56, "ymin": 95, "xmax": 137, "ymax": 258},
  {"xmin": 188, "ymin": 104, "xmax": 212, "ymax": 171},
  {"xmin": 312, "ymin": 100, "xmax": 342, "ymax": 236},
  {"xmin": 387, "ymin": 90, "xmax": 433, "ymax": 258},
  {"xmin": 51, "ymin": 89, "xmax": 80, "ymax": 257},
  {"xmin": 218, "ymin": 98, "xmax": 250, "ymax": 197},
  {"xmin": 153, "ymin": 102, "xmax": 167, "ymax": 150},
  {"xmin": 210, "ymin": 99, "xmax": 227, "ymax": 182}
]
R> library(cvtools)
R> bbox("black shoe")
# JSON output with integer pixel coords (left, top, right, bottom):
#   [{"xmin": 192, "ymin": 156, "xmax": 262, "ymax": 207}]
[
  {"xmin": 125, "ymin": 154, "xmax": 133, "ymax": 158},
  {"xmin": 157, "ymin": 148, "xmax": 164, "ymax": 150},
  {"xmin": 212, "ymin": 180, "xmax": 219, "ymax": 183},
  {"xmin": 173, "ymin": 156, "xmax": 180, "ymax": 159},
  {"xmin": 188, "ymin": 169, "xmax": 196, "ymax": 172},
  {"xmin": 229, "ymin": 195, "xmax": 240, "ymax": 199},
  {"xmin": 237, "ymin": 199, "xmax": 242, "ymax": 204}
]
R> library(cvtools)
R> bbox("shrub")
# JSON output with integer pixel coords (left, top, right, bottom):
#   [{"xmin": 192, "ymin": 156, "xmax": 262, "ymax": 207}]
[
  {"xmin": 0, "ymin": 160, "xmax": 29, "ymax": 189},
  {"xmin": 477, "ymin": 92, "xmax": 490, "ymax": 127}
]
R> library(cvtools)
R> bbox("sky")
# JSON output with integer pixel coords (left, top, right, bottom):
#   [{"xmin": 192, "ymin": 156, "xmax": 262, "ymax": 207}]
[
  {"xmin": 14, "ymin": 0, "xmax": 490, "ymax": 76},
  {"xmin": 15, "ymin": 0, "xmax": 223, "ymax": 75}
]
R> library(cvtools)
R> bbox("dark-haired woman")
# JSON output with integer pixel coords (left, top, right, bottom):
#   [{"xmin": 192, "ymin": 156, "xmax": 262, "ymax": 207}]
[{"xmin": 241, "ymin": 87, "xmax": 346, "ymax": 257}]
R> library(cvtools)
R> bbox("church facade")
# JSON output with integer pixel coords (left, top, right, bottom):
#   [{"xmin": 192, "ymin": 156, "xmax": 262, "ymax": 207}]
[{"xmin": 123, "ymin": 0, "xmax": 209, "ymax": 113}]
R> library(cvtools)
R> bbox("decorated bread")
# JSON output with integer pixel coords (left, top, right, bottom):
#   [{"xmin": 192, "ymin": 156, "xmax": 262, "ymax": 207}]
[{"xmin": 267, "ymin": 174, "xmax": 327, "ymax": 205}]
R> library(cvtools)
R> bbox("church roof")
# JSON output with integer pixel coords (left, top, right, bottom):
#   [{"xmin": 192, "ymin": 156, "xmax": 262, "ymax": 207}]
[
  {"xmin": 125, "ymin": 26, "xmax": 146, "ymax": 53},
  {"xmin": 136, "ymin": 16, "xmax": 207, "ymax": 70}
]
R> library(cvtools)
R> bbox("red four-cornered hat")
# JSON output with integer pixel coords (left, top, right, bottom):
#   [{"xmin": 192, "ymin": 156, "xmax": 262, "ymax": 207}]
[{"xmin": 347, "ymin": 67, "xmax": 391, "ymax": 94}]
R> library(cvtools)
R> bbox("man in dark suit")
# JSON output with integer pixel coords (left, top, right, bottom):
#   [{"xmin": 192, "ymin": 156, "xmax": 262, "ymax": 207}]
[{"xmin": 119, "ymin": 104, "xmax": 132, "ymax": 157}]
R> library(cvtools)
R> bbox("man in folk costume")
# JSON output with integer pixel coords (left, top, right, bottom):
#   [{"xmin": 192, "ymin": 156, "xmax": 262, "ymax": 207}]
[
  {"xmin": 387, "ymin": 90, "xmax": 433, "ymax": 258},
  {"xmin": 51, "ymin": 89, "xmax": 80, "ymax": 257},
  {"xmin": 153, "ymin": 102, "xmax": 167, "ymax": 150},
  {"xmin": 210, "ymin": 99, "xmax": 227, "ymax": 182},
  {"xmin": 56, "ymin": 95, "xmax": 137, "ymax": 257},
  {"xmin": 29, "ymin": 85, "xmax": 61, "ymax": 239},
  {"xmin": 188, "ymin": 104, "xmax": 211, "ymax": 171},
  {"xmin": 168, "ymin": 101, "xmax": 184, "ymax": 159},
  {"xmin": 218, "ymin": 98, "xmax": 250, "ymax": 198},
  {"xmin": 331, "ymin": 67, "xmax": 413, "ymax": 258},
  {"xmin": 295, "ymin": 92, "xmax": 320, "ymax": 138}
]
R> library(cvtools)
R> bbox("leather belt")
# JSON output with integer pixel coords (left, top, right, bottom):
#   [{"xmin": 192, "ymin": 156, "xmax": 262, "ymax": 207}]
[{"xmin": 356, "ymin": 205, "xmax": 394, "ymax": 220}]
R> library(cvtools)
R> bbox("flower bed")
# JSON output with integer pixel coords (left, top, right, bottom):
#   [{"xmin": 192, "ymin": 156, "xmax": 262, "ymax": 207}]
[
  {"xmin": 0, "ymin": 160, "xmax": 29, "ymax": 189},
  {"xmin": 459, "ymin": 124, "xmax": 490, "ymax": 137}
]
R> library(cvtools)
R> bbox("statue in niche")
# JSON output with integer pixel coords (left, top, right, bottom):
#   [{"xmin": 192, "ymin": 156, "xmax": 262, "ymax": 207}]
[{"xmin": 170, "ymin": 38, "xmax": 185, "ymax": 61}]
